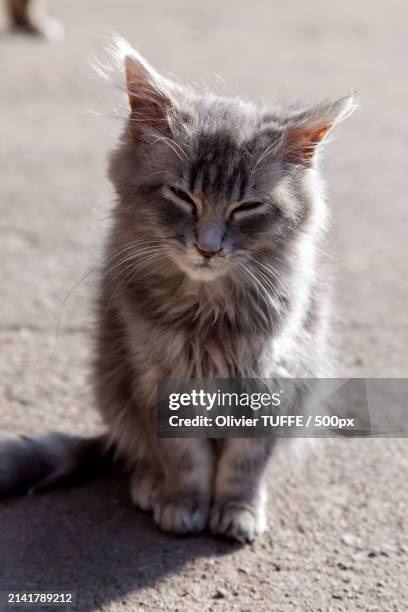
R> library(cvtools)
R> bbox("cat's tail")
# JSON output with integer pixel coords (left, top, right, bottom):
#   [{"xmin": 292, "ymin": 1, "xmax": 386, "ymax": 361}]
[{"xmin": 0, "ymin": 433, "xmax": 116, "ymax": 496}]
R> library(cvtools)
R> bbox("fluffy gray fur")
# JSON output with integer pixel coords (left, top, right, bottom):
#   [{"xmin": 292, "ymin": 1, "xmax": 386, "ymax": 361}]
[{"xmin": 0, "ymin": 39, "xmax": 354, "ymax": 543}]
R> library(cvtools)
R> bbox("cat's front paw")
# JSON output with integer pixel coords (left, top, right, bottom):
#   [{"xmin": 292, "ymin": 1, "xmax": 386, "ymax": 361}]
[
  {"xmin": 210, "ymin": 502, "xmax": 266, "ymax": 543},
  {"xmin": 153, "ymin": 491, "xmax": 210, "ymax": 535}
]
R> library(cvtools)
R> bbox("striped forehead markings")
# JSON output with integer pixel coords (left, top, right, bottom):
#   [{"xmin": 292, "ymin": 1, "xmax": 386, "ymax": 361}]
[{"xmin": 189, "ymin": 134, "xmax": 249, "ymax": 201}]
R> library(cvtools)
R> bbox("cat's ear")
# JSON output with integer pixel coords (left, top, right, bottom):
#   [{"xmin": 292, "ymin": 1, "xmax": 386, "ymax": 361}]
[
  {"xmin": 283, "ymin": 95, "xmax": 356, "ymax": 165},
  {"xmin": 115, "ymin": 38, "xmax": 175, "ymax": 132}
]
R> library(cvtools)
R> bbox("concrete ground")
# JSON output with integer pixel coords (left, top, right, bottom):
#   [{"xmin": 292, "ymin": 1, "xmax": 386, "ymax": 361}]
[{"xmin": 0, "ymin": 1, "xmax": 407, "ymax": 610}]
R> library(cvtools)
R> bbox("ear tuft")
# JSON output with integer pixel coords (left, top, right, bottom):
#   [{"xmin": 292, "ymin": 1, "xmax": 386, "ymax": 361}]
[
  {"xmin": 98, "ymin": 34, "xmax": 176, "ymax": 134},
  {"xmin": 284, "ymin": 94, "xmax": 357, "ymax": 165}
]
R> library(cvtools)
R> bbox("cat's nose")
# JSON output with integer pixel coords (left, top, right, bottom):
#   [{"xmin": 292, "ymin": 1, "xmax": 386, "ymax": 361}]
[{"xmin": 195, "ymin": 244, "xmax": 222, "ymax": 259}]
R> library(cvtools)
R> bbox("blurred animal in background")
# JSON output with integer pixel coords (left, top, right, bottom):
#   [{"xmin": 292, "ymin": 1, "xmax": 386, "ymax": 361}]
[{"xmin": 5, "ymin": 0, "xmax": 63, "ymax": 39}]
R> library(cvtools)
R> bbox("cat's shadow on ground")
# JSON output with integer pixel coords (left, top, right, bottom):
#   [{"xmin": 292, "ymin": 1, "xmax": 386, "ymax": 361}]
[{"xmin": 0, "ymin": 476, "xmax": 240, "ymax": 610}]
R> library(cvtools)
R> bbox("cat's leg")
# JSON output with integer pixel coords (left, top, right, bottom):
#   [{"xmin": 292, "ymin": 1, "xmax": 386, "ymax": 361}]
[
  {"xmin": 151, "ymin": 438, "xmax": 215, "ymax": 535},
  {"xmin": 130, "ymin": 433, "xmax": 214, "ymax": 534},
  {"xmin": 6, "ymin": 0, "xmax": 63, "ymax": 40},
  {"xmin": 130, "ymin": 456, "xmax": 163, "ymax": 512},
  {"xmin": 210, "ymin": 438, "xmax": 274, "ymax": 543},
  {"xmin": 6, "ymin": 0, "xmax": 31, "ymax": 27}
]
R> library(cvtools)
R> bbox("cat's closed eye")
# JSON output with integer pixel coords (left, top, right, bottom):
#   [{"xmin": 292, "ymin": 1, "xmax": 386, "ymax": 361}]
[
  {"xmin": 231, "ymin": 201, "xmax": 266, "ymax": 219},
  {"xmin": 163, "ymin": 185, "xmax": 196, "ymax": 214}
]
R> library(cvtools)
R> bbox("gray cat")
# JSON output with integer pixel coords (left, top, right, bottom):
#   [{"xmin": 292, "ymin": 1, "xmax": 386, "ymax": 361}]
[{"xmin": 0, "ymin": 39, "xmax": 355, "ymax": 542}]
